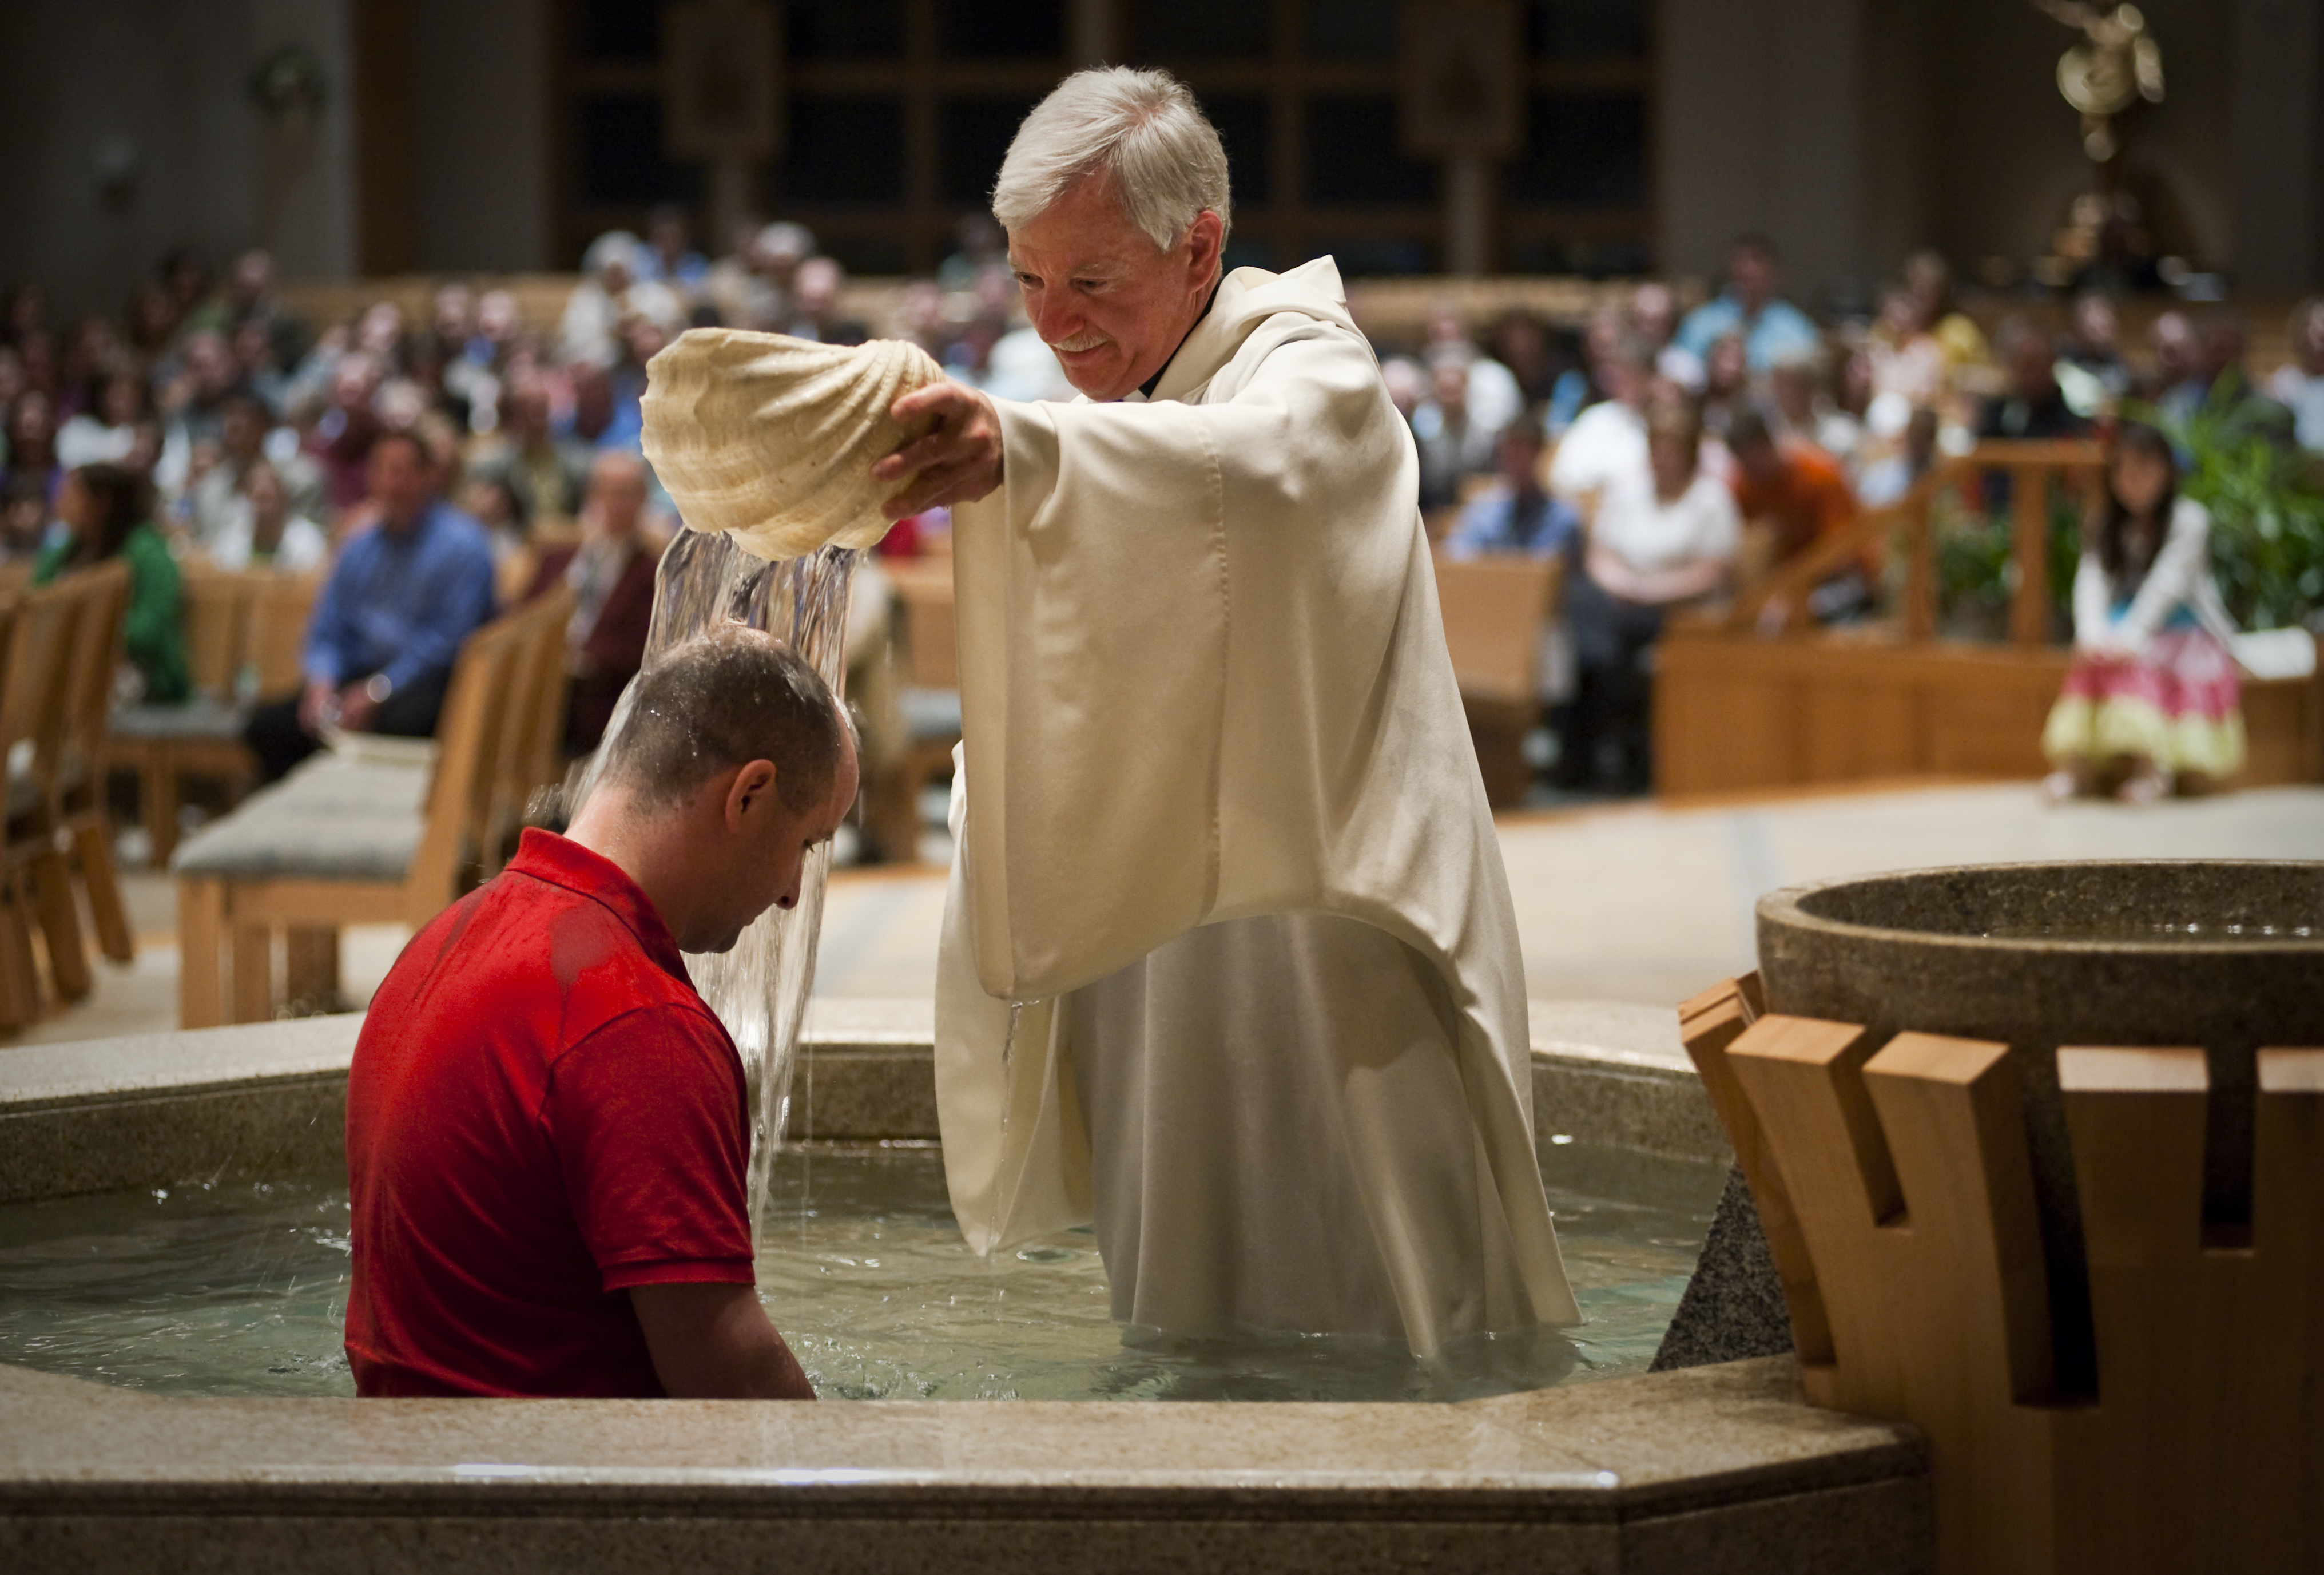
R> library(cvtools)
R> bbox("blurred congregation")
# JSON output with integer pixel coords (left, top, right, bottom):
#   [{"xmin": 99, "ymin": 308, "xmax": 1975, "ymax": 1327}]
[
  {"xmin": 0, "ymin": 0, "xmax": 2319, "ymax": 1033},
  {"xmin": 0, "ymin": 217, "xmax": 2317, "ymax": 845}
]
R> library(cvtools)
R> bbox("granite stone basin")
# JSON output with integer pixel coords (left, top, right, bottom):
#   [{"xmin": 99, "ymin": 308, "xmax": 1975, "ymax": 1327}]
[
  {"xmin": 0, "ymin": 1010, "xmax": 1932, "ymax": 1573},
  {"xmin": 1758, "ymin": 859, "xmax": 2324, "ymax": 1049}
]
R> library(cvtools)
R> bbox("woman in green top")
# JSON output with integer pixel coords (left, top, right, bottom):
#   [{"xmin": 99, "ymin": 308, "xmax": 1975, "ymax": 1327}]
[{"xmin": 38, "ymin": 463, "xmax": 190, "ymax": 705}]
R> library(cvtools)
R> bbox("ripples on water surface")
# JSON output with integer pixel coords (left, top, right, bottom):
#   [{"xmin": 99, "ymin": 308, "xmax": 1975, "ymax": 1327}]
[{"xmin": 0, "ymin": 1144, "xmax": 1720, "ymax": 1402}]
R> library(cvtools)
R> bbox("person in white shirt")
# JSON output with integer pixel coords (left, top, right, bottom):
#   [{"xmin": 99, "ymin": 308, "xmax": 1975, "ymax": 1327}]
[
  {"xmin": 2041, "ymin": 420, "xmax": 2244, "ymax": 804},
  {"xmin": 206, "ymin": 458, "xmax": 328, "ymax": 573},
  {"xmin": 1558, "ymin": 401, "xmax": 1738, "ymax": 792},
  {"xmin": 1547, "ymin": 343, "xmax": 1650, "ymax": 509},
  {"xmin": 54, "ymin": 370, "xmax": 146, "ymax": 470}
]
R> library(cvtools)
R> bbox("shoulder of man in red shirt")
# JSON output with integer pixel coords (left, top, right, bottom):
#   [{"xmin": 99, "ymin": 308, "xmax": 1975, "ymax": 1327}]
[{"xmin": 345, "ymin": 829, "xmax": 755, "ymax": 1399}]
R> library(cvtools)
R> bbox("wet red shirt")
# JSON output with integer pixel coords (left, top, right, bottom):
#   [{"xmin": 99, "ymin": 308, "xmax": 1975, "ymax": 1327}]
[{"xmin": 345, "ymin": 829, "xmax": 753, "ymax": 1397}]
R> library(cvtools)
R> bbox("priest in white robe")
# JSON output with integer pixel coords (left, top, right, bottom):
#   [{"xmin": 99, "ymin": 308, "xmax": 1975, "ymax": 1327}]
[{"xmin": 875, "ymin": 66, "xmax": 1578, "ymax": 1356}]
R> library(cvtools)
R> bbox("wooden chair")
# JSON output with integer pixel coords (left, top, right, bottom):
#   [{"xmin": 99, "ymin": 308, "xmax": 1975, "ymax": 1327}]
[
  {"xmin": 51, "ymin": 561, "xmax": 137, "ymax": 980},
  {"xmin": 173, "ymin": 602, "xmax": 533, "ymax": 1027},
  {"xmin": 273, "ymin": 591, "xmax": 569, "ymax": 1009},
  {"xmin": 115, "ymin": 569, "xmax": 252, "ymax": 862},
  {"xmin": 245, "ymin": 572, "xmax": 323, "ymax": 695},
  {"xmin": 0, "ymin": 581, "xmax": 89, "ymax": 1027},
  {"xmin": 515, "ymin": 590, "xmax": 575, "ymax": 818},
  {"xmin": 876, "ymin": 560, "xmax": 962, "ymax": 863},
  {"xmin": 478, "ymin": 588, "xmax": 574, "ymax": 872},
  {"xmin": 105, "ymin": 569, "xmax": 324, "ymax": 866},
  {"xmin": 1432, "ymin": 552, "xmax": 1561, "ymax": 808}
]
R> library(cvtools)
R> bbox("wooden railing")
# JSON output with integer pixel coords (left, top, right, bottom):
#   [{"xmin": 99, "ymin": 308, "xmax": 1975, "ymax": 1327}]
[{"xmin": 1730, "ymin": 439, "xmax": 2107, "ymax": 645}]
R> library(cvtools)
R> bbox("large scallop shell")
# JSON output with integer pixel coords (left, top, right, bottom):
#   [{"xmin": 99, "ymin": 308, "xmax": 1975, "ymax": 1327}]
[{"xmin": 640, "ymin": 329, "xmax": 946, "ymax": 561}]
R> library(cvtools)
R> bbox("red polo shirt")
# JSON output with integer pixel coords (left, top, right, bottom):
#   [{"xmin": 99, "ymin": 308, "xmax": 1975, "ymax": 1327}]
[{"xmin": 345, "ymin": 829, "xmax": 754, "ymax": 1397}]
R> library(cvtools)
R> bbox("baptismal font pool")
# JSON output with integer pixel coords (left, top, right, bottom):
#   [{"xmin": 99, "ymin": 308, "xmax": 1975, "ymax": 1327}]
[{"xmin": 0, "ymin": 1140, "xmax": 1720, "ymax": 1403}]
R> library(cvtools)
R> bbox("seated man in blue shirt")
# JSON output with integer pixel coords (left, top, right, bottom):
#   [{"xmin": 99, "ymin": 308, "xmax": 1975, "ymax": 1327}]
[
  {"xmin": 245, "ymin": 428, "xmax": 497, "ymax": 782},
  {"xmin": 1442, "ymin": 418, "xmax": 1580, "ymax": 562},
  {"xmin": 1674, "ymin": 233, "xmax": 1822, "ymax": 375}
]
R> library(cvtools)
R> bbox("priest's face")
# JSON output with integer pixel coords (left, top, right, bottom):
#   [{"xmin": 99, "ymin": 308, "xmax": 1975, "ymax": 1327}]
[{"xmin": 1007, "ymin": 171, "xmax": 1225, "ymax": 403}]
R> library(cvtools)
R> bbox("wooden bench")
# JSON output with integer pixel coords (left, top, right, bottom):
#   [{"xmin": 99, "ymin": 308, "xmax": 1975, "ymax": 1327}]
[
  {"xmin": 172, "ymin": 593, "xmax": 570, "ymax": 1027},
  {"xmin": 1660, "ymin": 440, "xmax": 2324, "ymax": 794},
  {"xmin": 1432, "ymin": 552, "xmax": 1561, "ymax": 808},
  {"xmin": 871, "ymin": 558, "xmax": 962, "ymax": 863},
  {"xmin": 0, "ymin": 586, "xmax": 69, "ymax": 1030},
  {"xmin": 53, "ymin": 560, "xmax": 137, "ymax": 982},
  {"xmin": 105, "ymin": 569, "xmax": 322, "ymax": 864}
]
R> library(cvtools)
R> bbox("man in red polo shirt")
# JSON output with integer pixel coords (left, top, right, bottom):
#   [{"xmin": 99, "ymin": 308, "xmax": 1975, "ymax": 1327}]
[{"xmin": 345, "ymin": 626, "xmax": 857, "ymax": 1398}]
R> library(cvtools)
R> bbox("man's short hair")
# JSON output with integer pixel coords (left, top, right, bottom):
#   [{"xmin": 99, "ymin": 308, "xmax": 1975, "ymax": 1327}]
[
  {"xmin": 598, "ymin": 625, "xmax": 847, "ymax": 814},
  {"xmin": 992, "ymin": 66, "xmax": 1231, "ymax": 250}
]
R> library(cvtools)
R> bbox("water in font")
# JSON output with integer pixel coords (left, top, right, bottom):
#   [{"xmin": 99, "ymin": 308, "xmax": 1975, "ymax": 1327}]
[
  {"xmin": 0, "ymin": 1143, "xmax": 1722, "ymax": 1403},
  {"xmin": 576, "ymin": 531, "xmax": 860, "ymax": 1246}
]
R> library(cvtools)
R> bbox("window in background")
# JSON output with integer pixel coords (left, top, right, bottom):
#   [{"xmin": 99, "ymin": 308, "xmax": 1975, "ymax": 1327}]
[
  {"xmin": 1205, "ymin": 95, "xmax": 1273, "ymax": 205},
  {"xmin": 1305, "ymin": 0, "xmax": 1398, "ymax": 59},
  {"xmin": 941, "ymin": 0, "xmax": 1063, "ymax": 58},
  {"xmin": 780, "ymin": 98, "xmax": 907, "ymax": 204},
  {"xmin": 577, "ymin": 94, "xmax": 702, "ymax": 205},
  {"xmin": 1507, "ymin": 94, "xmax": 1646, "ymax": 207},
  {"xmin": 1128, "ymin": 0, "xmax": 1272, "ymax": 61},
  {"xmin": 577, "ymin": 0, "xmax": 669, "ymax": 62},
  {"xmin": 941, "ymin": 97, "xmax": 1047, "ymax": 205},
  {"xmin": 1527, "ymin": 0, "xmax": 1648, "ymax": 61},
  {"xmin": 786, "ymin": 0, "xmax": 905, "ymax": 58},
  {"xmin": 553, "ymin": 0, "xmax": 1654, "ymax": 276},
  {"xmin": 1307, "ymin": 97, "xmax": 1438, "ymax": 205}
]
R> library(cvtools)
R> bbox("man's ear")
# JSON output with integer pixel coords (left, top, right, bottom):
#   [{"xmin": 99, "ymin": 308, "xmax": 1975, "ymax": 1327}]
[
  {"xmin": 1186, "ymin": 209, "xmax": 1225, "ymax": 282},
  {"xmin": 724, "ymin": 759, "xmax": 780, "ymax": 828}
]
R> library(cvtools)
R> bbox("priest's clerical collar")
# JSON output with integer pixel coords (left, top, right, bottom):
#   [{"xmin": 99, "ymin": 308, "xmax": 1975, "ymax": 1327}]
[{"xmin": 1137, "ymin": 278, "xmax": 1224, "ymax": 401}]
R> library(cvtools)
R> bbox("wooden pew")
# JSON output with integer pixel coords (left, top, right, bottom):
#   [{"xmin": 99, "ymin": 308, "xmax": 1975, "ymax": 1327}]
[
  {"xmin": 1432, "ymin": 552, "xmax": 1560, "ymax": 808},
  {"xmin": 106, "ymin": 570, "xmax": 324, "ymax": 864},
  {"xmin": 0, "ymin": 580, "xmax": 92, "ymax": 1027},
  {"xmin": 172, "ymin": 598, "xmax": 553, "ymax": 1027},
  {"xmin": 873, "ymin": 558, "xmax": 962, "ymax": 864},
  {"xmin": 1660, "ymin": 439, "xmax": 2324, "ymax": 794},
  {"xmin": 53, "ymin": 561, "xmax": 137, "ymax": 980}
]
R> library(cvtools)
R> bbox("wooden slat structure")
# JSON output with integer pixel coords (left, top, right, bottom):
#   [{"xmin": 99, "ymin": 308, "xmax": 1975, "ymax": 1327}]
[
  {"xmin": 53, "ymin": 561, "xmax": 137, "ymax": 974},
  {"xmin": 0, "ymin": 576, "xmax": 103, "ymax": 1026},
  {"xmin": 1682, "ymin": 974, "xmax": 2324, "ymax": 1574},
  {"xmin": 105, "ymin": 570, "xmax": 325, "ymax": 865},
  {"xmin": 1660, "ymin": 439, "xmax": 2324, "ymax": 795}
]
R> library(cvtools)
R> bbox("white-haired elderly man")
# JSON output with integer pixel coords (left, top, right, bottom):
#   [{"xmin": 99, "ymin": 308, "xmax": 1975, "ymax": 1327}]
[{"xmin": 876, "ymin": 67, "xmax": 1578, "ymax": 1356}]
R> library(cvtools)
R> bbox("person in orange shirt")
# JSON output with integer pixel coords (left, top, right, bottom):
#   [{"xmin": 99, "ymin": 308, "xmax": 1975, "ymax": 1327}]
[{"xmin": 1726, "ymin": 408, "xmax": 1874, "ymax": 622}]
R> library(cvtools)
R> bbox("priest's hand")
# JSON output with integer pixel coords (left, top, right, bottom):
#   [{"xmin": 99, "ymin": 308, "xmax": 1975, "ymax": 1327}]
[{"xmin": 876, "ymin": 382, "xmax": 1004, "ymax": 519}]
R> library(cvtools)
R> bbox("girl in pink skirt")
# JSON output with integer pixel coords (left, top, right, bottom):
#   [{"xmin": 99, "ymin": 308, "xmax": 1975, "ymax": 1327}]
[{"xmin": 2042, "ymin": 421, "xmax": 2246, "ymax": 804}]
